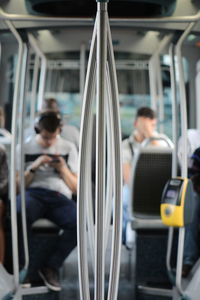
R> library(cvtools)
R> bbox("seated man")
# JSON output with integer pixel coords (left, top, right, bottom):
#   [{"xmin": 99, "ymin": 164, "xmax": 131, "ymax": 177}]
[
  {"xmin": 16, "ymin": 111, "xmax": 78, "ymax": 292},
  {"xmin": 43, "ymin": 98, "xmax": 80, "ymax": 150},
  {"xmin": 24, "ymin": 98, "xmax": 80, "ymax": 151},
  {"xmin": 122, "ymin": 106, "xmax": 169, "ymax": 244},
  {"xmin": 0, "ymin": 144, "xmax": 8, "ymax": 264}
]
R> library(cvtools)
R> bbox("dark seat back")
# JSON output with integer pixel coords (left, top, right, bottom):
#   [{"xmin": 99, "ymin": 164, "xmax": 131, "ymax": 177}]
[{"xmin": 130, "ymin": 147, "xmax": 173, "ymax": 224}]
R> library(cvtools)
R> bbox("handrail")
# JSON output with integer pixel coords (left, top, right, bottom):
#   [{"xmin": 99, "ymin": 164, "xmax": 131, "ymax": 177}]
[
  {"xmin": 151, "ymin": 35, "xmax": 173, "ymax": 133},
  {"xmin": 165, "ymin": 43, "xmax": 179, "ymax": 278},
  {"xmin": 28, "ymin": 33, "xmax": 47, "ymax": 111},
  {"xmin": 80, "ymin": 43, "xmax": 86, "ymax": 100},
  {"xmin": 141, "ymin": 136, "xmax": 174, "ymax": 149},
  {"xmin": 30, "ymin": 55, "xmax": 39, "ymax": 127},
  {"xmin": 176, "ymin": 23, "xmax": 195, "ymax": 178},
  {"xmin": 5, "ymin": 19, "xmax": 23, "ymax": 291},
  {"xmin": 169, "ymin": 43, "xmax": 179, "ymax": 180},
  {"xmin": 77, "ymin": 18, "xmax": 97, "ymax": 300},
  {"xmin": 149, "ymin": 34, "xmax": 173, "ymax": 127},
  {"xmin": 106, "ymin": 15, "xmax": 122, "ymax": 300},
  {"xmin": 18, "ymin": 42, "xmax": 29, "ymax": 278},
  {"xmin": 95, "ymin": 3, "xmax": 107, "ymax": 299},
  {"xmin": 175, "ymin": 21, "xmax": 195, "ymax": 296},
  {"xmin": 104, "ymin": 66, "xmax": 114, "ymax": 251},
  {"xmin": 86, "ymin": 110, "xmax": 96, "ymax": 273},
  {"xmin": 78, "ymin": 2, "xmax": 122, "ymax": 300}
]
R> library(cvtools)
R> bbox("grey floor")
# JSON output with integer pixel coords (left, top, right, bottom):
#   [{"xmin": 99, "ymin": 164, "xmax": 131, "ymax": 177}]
[
  {"xmin": 59, "ymin": 243, "xmax": 135, "ymax": 300},
  {"xmin": 22, "ymin": 228, "xmax": 172, "ymax": 300}
]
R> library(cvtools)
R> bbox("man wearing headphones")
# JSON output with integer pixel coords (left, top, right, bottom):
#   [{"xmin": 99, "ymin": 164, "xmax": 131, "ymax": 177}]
[{"xmin": 16, "ymin": 110, "xmax": 78, "ymax": 292}]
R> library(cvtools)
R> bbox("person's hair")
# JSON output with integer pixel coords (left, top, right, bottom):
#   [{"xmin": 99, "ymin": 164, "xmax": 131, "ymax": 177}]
[
  {"xmin": 136, "ymin": 106, "xmax": 156, "ymax": 120},
  {"xmin": 43, "ymin": 98, "xmax": 59, "ymax": 111},
  {"xmin": 35, "ymin": 110, "xmax": 62, "ymax": 133}
]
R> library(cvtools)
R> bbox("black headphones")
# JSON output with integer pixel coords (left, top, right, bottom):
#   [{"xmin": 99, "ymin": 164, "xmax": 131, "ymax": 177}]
[{"xmin": 34, "ymin": 111, "xmax": 63, "ymax": 134}]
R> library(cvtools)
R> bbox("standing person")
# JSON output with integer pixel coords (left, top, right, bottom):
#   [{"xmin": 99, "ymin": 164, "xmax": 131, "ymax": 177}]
[
  {"xmin": 182, "ymin": 147, "xmax": 200, "ymax": 277},
  {"xmin": 0, "ymin": 144, "xmax": 8, "ymax": 264},
  {"xmin": 122, "ymin": 106, "xmax": 170, "ymax": 243},
  {"xmin": 16, "ymin": 111, "xmax": 78, "ymax": 292},
  {"xmin": 178, "ymin": 129, "xmax": 200, "ymax": 165}
]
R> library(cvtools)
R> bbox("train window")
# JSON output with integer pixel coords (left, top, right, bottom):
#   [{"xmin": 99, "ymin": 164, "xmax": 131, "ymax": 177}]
[
  {"xmin": 115, "ymin": 53, "xmax": 172, "ymax": 139},
  {"xmin": 25, "ymin": 49, "xmax": 175, "ymax": 139}
]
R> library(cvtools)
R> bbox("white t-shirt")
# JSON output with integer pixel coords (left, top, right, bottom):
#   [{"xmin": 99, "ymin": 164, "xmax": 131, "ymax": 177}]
[
  {"xmin": 122, "ymin": 131, "xmax": 170, "ymax": 164},
  {"xmin": 16, "ymin": 135, "xmax": 78, "ymax": 199},
  {"xmin": 178, "ymin": 129, "xmax": 200, "ymax": 164}
]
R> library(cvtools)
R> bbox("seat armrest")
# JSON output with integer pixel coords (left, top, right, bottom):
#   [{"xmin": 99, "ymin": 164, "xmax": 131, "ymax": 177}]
[{"xmin": 131, "ymin": 217, "xmax": 166, "ymax": 230}]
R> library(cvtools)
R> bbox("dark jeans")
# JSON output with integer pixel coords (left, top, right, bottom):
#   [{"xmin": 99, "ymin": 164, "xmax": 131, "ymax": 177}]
[{"xmin": 17, "ymin": 187, "xmax": 77, "ymax": 270}]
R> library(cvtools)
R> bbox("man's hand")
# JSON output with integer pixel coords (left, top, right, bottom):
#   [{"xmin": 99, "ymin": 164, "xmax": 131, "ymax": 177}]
[
  {"xmin": 49, "ymin": 156, "xmax": 67, "ymax": 172},
  {"xmin": 30, "ymin": 155, "xmax": 53, "ymax": 171},
  {"xmin": 49, "ymin": 156, "xmax": 77, "ymax": 193},
  {"xmin": 136, "ymin": 117, "xmax": 156, "ymax": 139}
]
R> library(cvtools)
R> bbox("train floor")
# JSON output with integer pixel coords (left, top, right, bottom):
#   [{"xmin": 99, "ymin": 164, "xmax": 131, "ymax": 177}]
[
  {"xmin": 23, "ymin": 244, "xmax": 136, "ymax": 300},
  {"xmin": 4, "ymin": 227, "xmax": 174, "ymax": 299},
  {"xmin": 22, "ymin": 243, "xmax": 172, "ymax": 300}
]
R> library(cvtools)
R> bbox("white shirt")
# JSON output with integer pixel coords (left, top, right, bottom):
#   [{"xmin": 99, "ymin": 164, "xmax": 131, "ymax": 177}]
[
  {"xmin": 122, "ymin": 131, "xmax": 170, "ymax": 164},
  {"xmin": 16, "ymin": 135, "xmax": 78, "ymax": 199}
]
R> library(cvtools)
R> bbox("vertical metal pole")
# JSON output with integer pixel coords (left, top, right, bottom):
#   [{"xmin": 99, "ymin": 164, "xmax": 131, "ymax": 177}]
[
  {"xmin": 169, "ymin": 43, "xmax": 179, "ymax": 185},
  {"xmin": 148, "ymin": 59, "xmax": 157, "ymax": 110},
  {"xmin": 95, "ymin": 2, "xmax": 107, "ymax": 299},
  {"xmin": 80, "ymin": 43, "xmax": 86, "ymax": 99},
  {"xmin": 5, "ymin": 19, "xmax": 23, "ymax": 290},
  {"xmin": 78, "ymin": 3, "xmax": 122, "ymax": 300},
  {"xmin": 37, "ymin": 56, "xmax": 47, "ymax": 110},
  {"xmin": 77, "ymin": 19, "xmax": 97, "ymax": 300},
  {"xmin": 107, "ymin": 17, "xmax": 122, "ymax": 300},
  {"xmin": 18, "ymin": 43, "xmax": 29, "ymax": 277},
  {"xmin": 104, "ymin": 64, "xmax": 114, "ymax": 251},
  {"xmin": 175, "ymin": 22, "xmax": 195, "ymax": 295},
  {"xmin": 166, "ymin": 43, "xmax": 178, "ymax": 277},
  {"xmin": 156, "ymin": 55, "xmax": 164, "ymax": 133},
  {"xmin": 196, "ymin": 61, "xmax": 200, "ymax": 130},
  {"xmin": 149, "ymin": 35, "xmax": 172, "ymax": 129},
  {"xmin": 28, "ymin": 34, "xmax": 47, "ymax": 111},
  {"xmin": 30, "ymin": 55, "xmax": 40, "ymax": 127}
]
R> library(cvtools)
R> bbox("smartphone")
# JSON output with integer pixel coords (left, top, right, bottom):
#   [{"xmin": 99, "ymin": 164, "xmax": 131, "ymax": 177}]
[{"xmin": 51, "ymin": 156, "xmax": 60, "ymax": 163}]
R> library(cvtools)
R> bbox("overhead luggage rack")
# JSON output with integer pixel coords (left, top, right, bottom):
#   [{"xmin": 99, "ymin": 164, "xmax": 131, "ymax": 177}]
[{"xmin": 25, "ymin": 0, "xmax": 177, "ymax": 18}]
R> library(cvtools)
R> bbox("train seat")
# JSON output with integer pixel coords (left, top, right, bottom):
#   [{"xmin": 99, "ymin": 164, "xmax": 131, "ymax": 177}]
[
  {"xmin": 129, "ymin": 146, "xmax": 173, "ymax": 228},
  {"xmin": 126, "ymin": 146, "xmax": 173, "ymax": 298},
  {"xmin": 31, "ymin": 218, "xmax": 59, "ymax": 234}
]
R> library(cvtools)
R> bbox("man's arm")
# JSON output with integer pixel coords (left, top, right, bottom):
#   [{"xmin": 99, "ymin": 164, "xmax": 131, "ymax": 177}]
[
  {"xmin": 123, "ymin": 162, "xmax": 131, "ymax": 185},
  {"xmin": 59, "ymin": 166, "xmax": 77, "ymax": 193},
  {"xmin": 16, "ymin": 155, "xmax": 53, "ymax": 191},
  {"xmin": 16, "ymin": 170, "xmax": 33, "ymax": 190}
]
